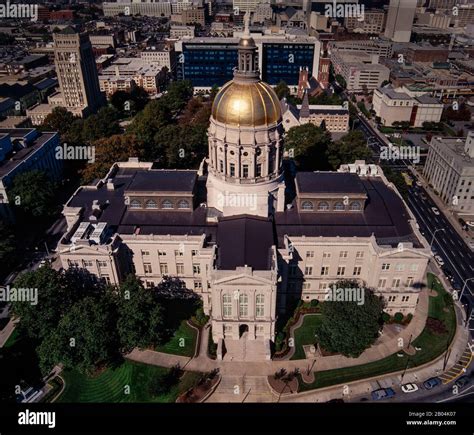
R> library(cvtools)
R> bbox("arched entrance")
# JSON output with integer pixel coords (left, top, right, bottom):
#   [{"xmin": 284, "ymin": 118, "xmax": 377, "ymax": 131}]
[{"xmin": 239, "ymin": 324, "xmax": 249, "ymax": 338}]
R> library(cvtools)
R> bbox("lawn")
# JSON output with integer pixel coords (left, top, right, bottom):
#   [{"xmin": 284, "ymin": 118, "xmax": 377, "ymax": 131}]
[
  {"xmin": 290, "ymin": 315, "xmax": 322, "ymax": 360},
  {"xmin": 155, "ymin": 320, "xmax": 197, "ymax": 357},
  {"xmin": 58, "ymin": 360, "xmax": 202, "ymax": 403},
  {"xmin": 298, "ymin": 274, "xmax": 456, "ymax": 391}
]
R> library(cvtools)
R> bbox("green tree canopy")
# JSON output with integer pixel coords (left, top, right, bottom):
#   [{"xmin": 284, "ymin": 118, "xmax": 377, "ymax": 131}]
[
  {"xmin": 315, "ymin": 280, "xmax": 384, "ymax": 357},
  {"xmin": 327, "ymin": 130, "xmax": 371, "ymax": 170},
  {"xmin": 284, "ymin": 123, "xmax": 331, "ymax": 171},
  {"xmin": 117, "ymin": 275, "xmax": 166, "ymax": 352},
  {"xmin": 0, "ymin": 219, "xmax": 16, "ymax": 277},
  {"xmin": 41, "ymin": 107, "xmax": 78, "ymax": 137},
  {"xmin": 8, "ymin": 170, "xmax": 57, "ymax": 219},
  {"xmin": 275, "ymin": 81, "xmax": 291, "ymax": 100}
]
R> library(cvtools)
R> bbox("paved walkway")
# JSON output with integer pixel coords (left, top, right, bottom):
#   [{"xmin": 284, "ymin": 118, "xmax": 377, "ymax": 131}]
[
  {"xmin": 128, "ymin": 287, "xmax": 430, "ymax": 376},
  {"xmin": 0, "ymin": 318, "xmax": 17, "ymax": 348}
]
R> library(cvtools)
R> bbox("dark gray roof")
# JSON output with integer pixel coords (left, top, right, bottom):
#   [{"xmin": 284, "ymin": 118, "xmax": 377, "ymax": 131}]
[
  {"xmin": 296, "ymin": 172, "xmax": 366, "ymax": 194},
  {"xmin": 216, "ymin": 216, "xmax": 274, "ymax": 271},
  {"xmin": 277, "ymin": 177, "xmax": 420, "ymax": 247},
  {"xmin": 126, "ymin": 170, "xmax": 197, "ymax": 192}
]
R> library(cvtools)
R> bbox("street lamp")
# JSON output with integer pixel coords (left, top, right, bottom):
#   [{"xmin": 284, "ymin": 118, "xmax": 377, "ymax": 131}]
[
  {"xmin": 430, "ymin": 228, "xmax": 445, "ymax": 248},
  {"xmin": 460, "ymin": 277, "xmax": 474, "ymax": 300}
]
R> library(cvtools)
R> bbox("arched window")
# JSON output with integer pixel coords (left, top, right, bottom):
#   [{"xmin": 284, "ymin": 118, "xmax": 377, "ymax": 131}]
[
  {"xmin": 256, "ymin": 294, "xmax": 264, "ymax": 317},
  {"xmin": 223, "ymin": 294, "xmax": 232, "ymax": 317},
  {"xmin": 239, "ymin": 293, "xmax": 248, "ymax": 317},
  {"xmin": 350, "ymin": 201, "xmax": 361, "ymax": 211},
  {"xmin": 178, "ymin": 199, "xmax": 190, "ymax": 209},
  {"xmin": 301, "ymin": 201, "xmax": 314, "ymax": 211},
  {"xmin": 334, "ymin": 202, "xmax": 344, "ymax": 211},
  {"xmin": 130, "ymin": 199, "xmax": 142, "ymax": 209},
  {"xmin": 145, "ymin": 199, "xmax": 157, "ymax": 209},
  {"xmin": 318, "ymin": 201, "xmax": 329, "ymax": 211},
  {"xmin": 161, "ymin": 200, "xmax": 173, "ymax": 209}
]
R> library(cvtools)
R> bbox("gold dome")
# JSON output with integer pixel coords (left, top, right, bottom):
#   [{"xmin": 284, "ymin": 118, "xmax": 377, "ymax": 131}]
[{"xmin": 211, "ymin": 80, "xmax": 282, "ymax": 127}]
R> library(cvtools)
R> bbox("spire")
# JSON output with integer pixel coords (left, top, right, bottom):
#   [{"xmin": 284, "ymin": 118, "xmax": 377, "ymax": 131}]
[
  {"xmin": 300, "ymin": 90, "xmax": 310, "ymax": 119},
  {"xmin": 235, "ymin": 11, "xmax": 259, "ymax": 82},
  {"xmin": 244, "ymin": 10, "xmax": 250, "ymax": 37}
]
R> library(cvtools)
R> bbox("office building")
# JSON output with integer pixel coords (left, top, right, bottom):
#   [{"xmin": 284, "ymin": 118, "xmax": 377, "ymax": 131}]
[{"xmin": 384, "ymin": 0, "xmax": 416, "ymax": 43}]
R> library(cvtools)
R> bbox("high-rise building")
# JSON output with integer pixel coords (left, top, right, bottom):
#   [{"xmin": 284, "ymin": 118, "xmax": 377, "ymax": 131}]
[
  {"xmin": 233, "ymin": 0, "xmax": 261, "ymax": 13},
  {"xmin": 53, "ymin": 28, "xmax": 105, "ymax": 115},
  {"xmin": 384, "ymin": 0, "xmax": 416, "ymax": 43}
]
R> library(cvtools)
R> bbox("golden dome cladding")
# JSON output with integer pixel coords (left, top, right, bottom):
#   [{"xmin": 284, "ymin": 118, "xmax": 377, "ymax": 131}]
[{"xmin": 211, "ymin": 80, "xmax": 281, "ymax": 127}]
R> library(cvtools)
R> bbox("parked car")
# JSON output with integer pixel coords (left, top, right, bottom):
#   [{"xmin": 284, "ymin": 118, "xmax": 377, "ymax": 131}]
[
  {"xmin": 455, "ymin": 376, "xmax": 471, "ymax": 389},
  {"xmin": 431, "ymin": 207, "xmax": 440, "ymax": 215},
  {"xmin": 401, "ymin": 383, "xmax": 419, "ymax": 393},
  {"xmin": 421, "ymin": 193, "xmax": 427, "ymax": 200},
  {"xmin": 434, "ymin": 255, "xmax": 444, "ymax": 266},
  {"xmin": 371, "ymin": 388, "xmax": 396, "ymax": 400},
  {"xmin": 423, "ymin": 377, "xmax": 442, "ymax": 390}
]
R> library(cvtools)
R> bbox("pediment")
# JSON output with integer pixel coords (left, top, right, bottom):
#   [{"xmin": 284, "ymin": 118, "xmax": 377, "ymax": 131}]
[{"xmin": 212, "ymin": 273, "xmax": 274, "ymax": 286}]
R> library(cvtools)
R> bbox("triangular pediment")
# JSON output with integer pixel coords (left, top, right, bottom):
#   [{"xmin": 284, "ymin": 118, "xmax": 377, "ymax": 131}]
[
  {"xmin": 379, "ymin": 248, "xmax": 430, "ymax": 259},
  {"xmin": 213, "ymin": 273, "xmax": 274, "ymax": 286}
]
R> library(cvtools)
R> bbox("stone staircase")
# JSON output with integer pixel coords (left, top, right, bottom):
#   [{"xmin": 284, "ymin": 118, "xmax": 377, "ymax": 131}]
[
  {"xmin": 206, "ymin": 375, "xmax": 274, "ymax": 403},
  {"xmin": 223, "ymin": 334, "xmax": 269, "ymax": 362}
]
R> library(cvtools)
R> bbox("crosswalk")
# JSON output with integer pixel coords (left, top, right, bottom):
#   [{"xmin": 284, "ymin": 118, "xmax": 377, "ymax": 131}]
[{"xmin": 439, "ymin": 346, "xmax": 473, "ymax": 384}]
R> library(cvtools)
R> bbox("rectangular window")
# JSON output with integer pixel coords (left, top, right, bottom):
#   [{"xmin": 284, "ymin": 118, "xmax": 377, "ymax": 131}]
[
  {"xmin": 159, "ymin": 264, "xmax": 167, "ymax": 275},
  {"xmin": 158, "ymin": 250, "xmax": 166, "ymax": 256},
  {"xmin": 194, "ymin": 281, "xmax": 202, "ymax": 290},
  {"xmin": 224, "ymin": 324, "xmax": 232, "ymax": 333},
  {"xmin": 410, "ymin": 264, "xmax": 418, "ymax": 272},
  {"xmin": 97, "ymin": 260, "xmax": 107, "ymax": 268},
  {"xmin": 229, "ymin": 163, "xmax": 235, "ymax": 177},
  {"xmin": 242, "ymin": 164, "xmax": 249, "ymax": 178},
  {"xmin": 191, "ymin": 249, "xmax": 198, "ymax": 256},
  {"xmin": 223, "ymin": 294, "xmax": 232, "ymax": 317},
  {"xmin": 144, "ymin": 263, "xmax": 153, "ymax": 274},
  {"xmin": 406, "ymin": 277, "xmax": 414, "ymax": 287},
  {"xmin": 305, "ymin": 266, "xmax": 313, "ymax": 275},
  {"xmin": 102, "ymin": 275, "xmax": 111, "ymax": 285},
  {"xmin": 337, "ymin": 266, "xmax": 345, "ymax": 276},
  {"xmin": 402, "ymin": 295, "xmax": 409, "ymax": 302},
  {"xmin": 392, "ymin": 278, "xmax": 400, "ymax": 288},
  {"xmin": 340, "ymin": 251, "xmax": 348, "ymax": 258},
  {"xmin": 219, "ymin": 160, "xmax": 224, "ymax": 173},
  {"xmin": 256, "ymin": 163, "xmax": 262, "ymax": 177},
  {"xmin": 319, "ymin": 282, "xmax": 328, "ymax": 290},
  {"xmin": 83, "ymin": 260, "xmax": 93, "ymax": 268},
  {"xmin": 382, "ymin": 263, "xmax": 390, "ymax": 271},
  {"xmin": 323, "ymin": 252, "xmax": 331, "ymax": 258},
  {"xmin": 141, "ymin": 250, "xmax": 150, "ymax": 256},
  {"xmin": 321, "ymin": 266, "xmax": 329, "ymax": 276},
  {"xmin": 395, "ymin": 264, "xmax": 404, "ymax": 272},
  {"xmin": 193, "ymin": 264, "xmax": 201, "ymax": 274},
  {"xmin": 306, "ymin": 251, "xmax": 314, "ymax": 258},
  {"xmin": 353, "ymin": 266, "xmax": 361, "ymax": 276},
  {"xmin": 378, "ymin": 278, "xmax": 386, "ymax": 288},
  {"xmin": 303, "ymin": 282, "xmax": 310, "ymax": 290},
  {"xmin": 174, "ymin": 249, "xmax": 183, "ymax": 257},
  {"xmin": 388, "ymin": 295, "xmax": 396, "ymax": 302},
  {"xmin": 176, "ymin": 263, "xmax": 184, "ymax": 275},
  {"xmin": 356, "ymin": 251, "xmax": 364, "ymax": 259}
]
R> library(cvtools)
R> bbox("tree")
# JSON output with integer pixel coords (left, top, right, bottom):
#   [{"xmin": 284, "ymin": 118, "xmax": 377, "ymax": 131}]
[
  {"xmin": 8, "ymin": 170, "xmax": 57, "ymax": 219},
  {"xmin": 284, "ymin": 123, "xmax": 331, "ymax": 171},
  {"xmin": 327, "ymin": 131, "xmax": 371, "ymax": 170},
  {"xmin": 110, "ymin": 87, "xmax": 149, "ymax": 117},
  {"xmin": 40, "ymin": 107, "xmax": 78, "ymax": 137},
  {"xmin": 275, "ymin": 81, "xmax": 291, "ymax": 100},
  {"xmin": 0, "ymin": 219, "xmax": 16, "ymax": 277},
  {"xmin": 127, "ymin": 99, "xmax": 171, "ymax": 144},
  {"xmin": 80, "ymin": 134, "xmax": 145, "ymax": 182},
  {"xmin": 117, "ymin": 275, "xmax": 166, "ymax": 352},
  {"xmin": 10, "ymin": 267, "xmax": 71, "ymax": 340},
  {"xmin": 82, "ymin": 106, "xmax": 121, "ymax": 143},
  {"xmin": 315, "ymin": 280, "xmax": 384, "ymax": 357},
  {"xmin": 162, "ymin": 80, "xmax": 194, "ymax": 113},
  {"xmin": 335, "ymin": 74, "xmax": 346, "ymax": 89},
  {"xmin": 37, "ymin": 294, "xmax": 119, "ymax": 375}
]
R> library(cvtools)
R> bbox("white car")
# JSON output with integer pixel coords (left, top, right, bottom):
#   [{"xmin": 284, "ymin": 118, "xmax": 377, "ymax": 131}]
[
  {"xmin": 431, "ymin": 207, "xmax": 440, "ymax": 215},
  {"xmin": 434, "ymin": 255, "xmax": 444, "ymax": 266},
  {"xmin": 401, "ymin": 383, "xmax": 419, "ymax": 394}
]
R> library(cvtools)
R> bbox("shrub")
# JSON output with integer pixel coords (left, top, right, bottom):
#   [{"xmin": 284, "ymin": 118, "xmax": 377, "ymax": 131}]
[
  {"xmin": 394, "ymin": 312, "xmax": 404, "ymax": 323},
  {"xmin": 443, "ymin": 292, "xmax": 453, "ymax": 308},
  {"xmin": 426, "ymin": 317, "xmax": 447, "ymax": 335},
  {"xmin": 405, "ymin": 313, "xmax": 413, "ymax": 324},
  {"xmin": 310, "ymin": 299, "xmax": 319, "ymax": 307},
  {"xmin": 192, "ymin": 306, "xmax": 209, "ymax": 327},
  {"xmin": 275, "ymin": 332, "xmax": 285, "ymax": 352},
  {"xmin": 382, "ymin": 312, "xmax": 391, "ymax": 323}
]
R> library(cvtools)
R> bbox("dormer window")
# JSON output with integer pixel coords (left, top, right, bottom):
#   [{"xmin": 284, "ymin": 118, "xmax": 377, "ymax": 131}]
[
  {"xmin": 350, "ymin": 201, "xmax": 361, "ymax": 211},
  {"xmin": 130, "ymin": 199, "xmax": 142, "ymax": 209},
  {"xmin": 301, "ymin": 201, "xmax": 313, "ymax": 211},
  {"xmin": 162, "ymin": 200, "xmax": 173, "ymax": 209},
  {"xmin": 145, "ymin": 199, "xmax": 158, "ymax": 209},
  {"xmin": 318, "ymin": 201, "xmax": 329, "ymax": 211},
  {"xmin": 178, "ymin": 199, "xmax": 190, "ymax": 209}
]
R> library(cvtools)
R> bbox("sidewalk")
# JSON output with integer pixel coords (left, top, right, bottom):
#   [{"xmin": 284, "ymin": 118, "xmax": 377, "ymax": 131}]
[
  {"xmin": 127, "ymin": 288, "xmax": 430, "ymax": 376},
  {"xmin": 0, "ymin": 318, "xmax": 17, "ymax": 348}
]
